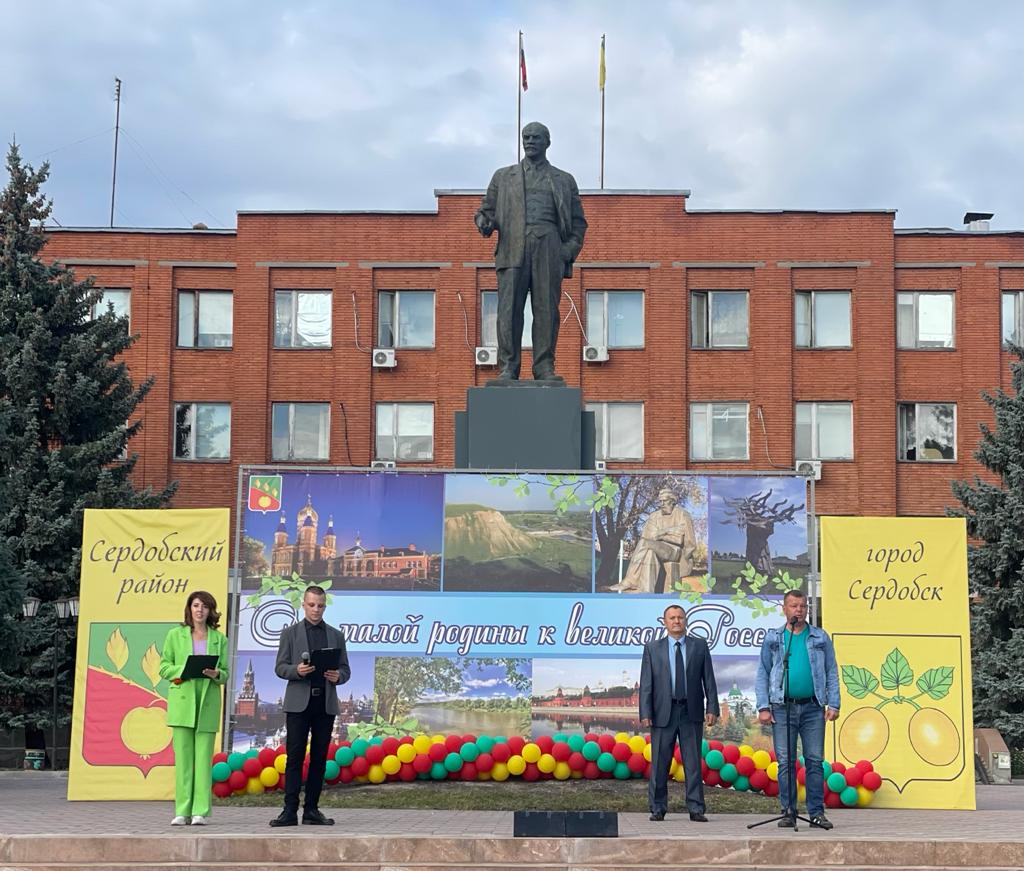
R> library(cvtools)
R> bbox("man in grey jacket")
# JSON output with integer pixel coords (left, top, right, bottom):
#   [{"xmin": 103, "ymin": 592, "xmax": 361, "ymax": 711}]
[
  {"xmin": 269, "ymin": 586, "xmax": 350, "ymax": 827},
  {"xmin": 475, "ymin": 122, "xmax": 587, "ymax": 383}
]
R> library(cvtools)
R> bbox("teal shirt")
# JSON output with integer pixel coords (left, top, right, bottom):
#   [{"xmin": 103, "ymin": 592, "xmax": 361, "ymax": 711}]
[{"xmin": 783, "ymin": 629, "xmax": 815, "ymax": 699}]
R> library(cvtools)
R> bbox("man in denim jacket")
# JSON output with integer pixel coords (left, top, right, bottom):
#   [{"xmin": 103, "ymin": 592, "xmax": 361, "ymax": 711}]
[{"xmin": 755, "ymin": 588, "xmax": 840, "ymax": 830}]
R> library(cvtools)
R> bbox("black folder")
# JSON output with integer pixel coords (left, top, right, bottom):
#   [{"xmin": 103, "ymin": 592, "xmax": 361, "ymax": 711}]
[
  {"xmin": 179, "ymin": 654, "xmax": 219, "ymax": 680},
  {"xmin": 310, "ymin": 647, "xmax": 343, "ymax": 672}
]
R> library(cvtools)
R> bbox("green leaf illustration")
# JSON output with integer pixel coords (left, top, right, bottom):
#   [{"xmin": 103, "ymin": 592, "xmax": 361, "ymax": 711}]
[
  {"xmin": 841, "ymin": 665, "xmax": 879, "ymax": 698},
  {"xmin": 880, "ymin": 648, "xmax": 914, "ymax": 690},
  {"xmin": 916, "ymin": 666, "xmax": 955, "ymax": 700}
]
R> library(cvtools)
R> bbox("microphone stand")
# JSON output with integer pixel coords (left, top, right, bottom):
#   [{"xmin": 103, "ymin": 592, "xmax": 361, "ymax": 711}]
[{"xmin": 747, "ymin": 618, "xmax": 811, "ymax": 831}]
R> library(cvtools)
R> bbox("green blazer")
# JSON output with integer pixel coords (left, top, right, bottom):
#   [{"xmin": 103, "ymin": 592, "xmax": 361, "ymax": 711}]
[{"xmin": 159, "ymin": 625, "xmax": 229, "ymax": 732}]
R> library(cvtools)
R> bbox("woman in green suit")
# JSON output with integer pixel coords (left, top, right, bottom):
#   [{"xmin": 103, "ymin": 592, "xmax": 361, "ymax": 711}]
[{"xmin": 159, "ymin": 591, "xmax": 229, "ymax": 826}]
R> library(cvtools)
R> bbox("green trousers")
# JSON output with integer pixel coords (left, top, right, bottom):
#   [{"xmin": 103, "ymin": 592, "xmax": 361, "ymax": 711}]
[{"xmin": 172, "ymin": 727, "xmax": 215, "ymax": 818}]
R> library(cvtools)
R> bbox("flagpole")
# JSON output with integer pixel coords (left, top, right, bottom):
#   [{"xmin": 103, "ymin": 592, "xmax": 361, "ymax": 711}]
[
  {"xmin": 517, "ymin": 31, "xmax": 524, "ymax": 162},
  {"xmin": 599, "ymin": 35, "xmax": 606, "ymax": 189}
]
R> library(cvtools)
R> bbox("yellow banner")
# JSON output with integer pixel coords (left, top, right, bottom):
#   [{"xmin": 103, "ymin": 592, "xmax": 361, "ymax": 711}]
[
  {"xmin": 821, "ymin": 517, "xmax": 974, "ymax": 809},
  {"xmin": 68, "ymin": 509, "xmax": 230, "ymax": 801}
]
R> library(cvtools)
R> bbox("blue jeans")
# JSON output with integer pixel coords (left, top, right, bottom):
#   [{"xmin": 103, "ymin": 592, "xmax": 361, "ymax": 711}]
[{"xmin": 772, "ymin": 701, "xmax": 825, "ymax": 817}]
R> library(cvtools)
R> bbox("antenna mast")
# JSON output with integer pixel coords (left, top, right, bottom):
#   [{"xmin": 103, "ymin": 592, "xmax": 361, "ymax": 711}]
[{"xmin": 109, "ymin": 78, "xmax": 121, "ymax": 227}]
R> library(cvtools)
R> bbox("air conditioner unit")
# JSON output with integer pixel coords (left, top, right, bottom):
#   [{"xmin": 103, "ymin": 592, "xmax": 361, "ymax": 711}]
[
  {"xmin": 594, "ymin": 460, "xmax": 607, "ymax": 471},
  {"xmin": 372, "ymin": 348, "xmax": 397, "ymax": 368},
  {"xmin": 583, "ymin": 345, "xmax": 609, "ymax": 363},
  {"xmin": 475, "ymin": 346, "xmax": 498, "ymax": 366},
  {"xmin": 370, "ymin": 459, "xmax": 396, "ymax": 469},
  {"xmin": 795, "ymin": 460, "xmax": 822, "ymax": 481}
]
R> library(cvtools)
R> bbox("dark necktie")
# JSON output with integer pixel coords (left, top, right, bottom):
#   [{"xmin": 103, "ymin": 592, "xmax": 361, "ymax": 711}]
[{"xmin": 674, "ymin": 640, "xmax": 686, "ymax": 700}]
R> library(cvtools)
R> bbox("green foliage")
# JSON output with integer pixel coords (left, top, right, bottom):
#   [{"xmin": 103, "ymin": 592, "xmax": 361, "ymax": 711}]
[
  {"xmin": 949, "ymin": 344, "xmax": 1024, "ymax": 748},
  {"xmin": 1011, "ymin": 747, "xmax": 1024, "ymax": 777},
  {"xmin": 244, "ymin": 574, "xmax": 333, "ymax": 612},
  {"xmin": 0, "ymin": 145, "xmax": 175, "ymax": 731},
  {"xmin": 690, "ymin": 563, "xmax": 800, "ymax": 617}
]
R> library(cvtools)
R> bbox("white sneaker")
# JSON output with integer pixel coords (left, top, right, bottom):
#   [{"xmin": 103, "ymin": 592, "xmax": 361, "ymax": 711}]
[
  {"xmin": 191, "ymin": 816, "xmax": 207, "ymax": 826},
  {"xmin": 171, "ymin": 816, "xmax": 188, "ymax": 826}
]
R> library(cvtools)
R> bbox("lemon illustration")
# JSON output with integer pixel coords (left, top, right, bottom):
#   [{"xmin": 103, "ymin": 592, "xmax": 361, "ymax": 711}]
[
  {"xmin": 908, "ymin": 708, "xmax": 959, "ymax": 766},
  {"xmin": 120, "ymin": 704, "xmax": 172, "ymax": 757},
  {"xmin": 838, "ymin": 706, "xmax": 889, "ymax": 762}
]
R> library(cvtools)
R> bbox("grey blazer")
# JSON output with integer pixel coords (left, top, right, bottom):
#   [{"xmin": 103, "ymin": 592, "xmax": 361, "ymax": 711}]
[
  {"xmin": 639, "ymin": 634, "xmax": 720, "ymax": 727},
  {"xmin": 274, "ymin": 620, "xmax": 351, "ymax": 715}
]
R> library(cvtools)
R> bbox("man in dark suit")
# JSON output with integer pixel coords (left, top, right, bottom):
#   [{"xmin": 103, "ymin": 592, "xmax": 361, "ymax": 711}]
[
  {"xmin": 639, "ymin": 604, "xmax": 720, "ymax": 822},
  {"xmin": 269, "ymin": 585, "xmax": 350, "ymax": 827},
  {"xmin": 474, "ymin": 121, "xmax": 587, "ymax": 383}
]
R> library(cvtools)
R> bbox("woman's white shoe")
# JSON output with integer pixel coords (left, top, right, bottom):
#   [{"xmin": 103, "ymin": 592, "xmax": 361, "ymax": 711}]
[
  {"xmin": 190, "ymin": 816, "xmax": 207, "ymax": 826},
  {"xmin": 171, "ymin": 816, "xmax": 188, "ymax": 826}
]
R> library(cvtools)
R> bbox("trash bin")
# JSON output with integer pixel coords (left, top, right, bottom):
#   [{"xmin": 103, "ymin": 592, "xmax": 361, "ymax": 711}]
[{"xmin": 24, "ymin": 749, "xmax": 46, "ymax": 770}]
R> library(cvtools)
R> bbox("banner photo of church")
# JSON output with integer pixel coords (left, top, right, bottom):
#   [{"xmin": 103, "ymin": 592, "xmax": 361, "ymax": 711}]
[{"xmin": 231, "ymin": 470, "xmax": 809, "ymax": 750}]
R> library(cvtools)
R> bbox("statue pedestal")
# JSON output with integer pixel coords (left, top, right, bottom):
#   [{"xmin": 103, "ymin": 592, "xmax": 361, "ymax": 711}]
[{"xmin": 454, "ymin": 385, "xmax": 595, "ymax": 470}]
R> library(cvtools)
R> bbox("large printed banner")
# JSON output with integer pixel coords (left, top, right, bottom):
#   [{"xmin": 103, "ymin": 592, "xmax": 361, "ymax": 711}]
[
  {"xmin": 68, "ymin": 509, "xmax": 230, "ymax": 801},
  {"xmin": 233, "ymin": 471, "xmax": 810, "ymax": 751},
  {"xmin": 822, "ymin": 517, "xmax": 974, "ymax": 810}
]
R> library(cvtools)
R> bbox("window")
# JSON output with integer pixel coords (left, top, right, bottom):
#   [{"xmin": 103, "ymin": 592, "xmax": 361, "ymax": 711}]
[
  {"xmin": 795, "ymin": 291, "xmax": 851, "ymax": 348},
  {"xmin": 689, "ymin": 402, "xmax": 748, "ymax": 460},
  {"xmin": 92, "ymin": 288, "xmax": 131, "ymax": 323},
  {"xmin": 586, "ymin": 290, "xmax": 644, "ymax": 348},
  {"xmin": 1002, "ymin": 291, "xmax": 1024, "ymax": 348},
  {"xmin": 481, "ymin": 290, "xmax": 533, "ymax": 348},
  {"xmin": 585, "ymin": 402, "xmax": 643, "ymax": 460},
  {"xmin": 375, "ymin": 403, "xmax": 434, "ymax": 461},
  {"xmin": 173, "ymin": 403, "xmax": 230, "ymax": 460},
  {"xmin": 898, "ymin": 403, "xmax": 956, "ymax": 462},
  {"xmin": 897, "ymin": 292, "xmax": 954, "ymax": 349},
  {"xmin": 795, "ymin": 402, "xmax": 853, "ymax": 460},
  {"xmin": 274, "ymin": 290, "xmax": 331, "ymax": 348},
  {"xmin": 177, "ymin": 290, "xmax": 232, "ymax": 348},
  {"xmin": 378, "ymin": 291, "xmax": 435, "ymax": 348},
  {"xmin": 271, "ymin": 402, "xmax": 330, "ymax": 461},
  {"xmin": 690, "ymin": 291, "xmax": 749, "ymax": 349}
]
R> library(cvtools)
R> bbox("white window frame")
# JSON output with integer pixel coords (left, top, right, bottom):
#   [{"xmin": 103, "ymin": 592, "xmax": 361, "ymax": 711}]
[
  {"xmin": 586, "ymin": 290, "xmax": 645, "ymax": 349},
  {"xmin": 1002, "ymin": 291, "xmax": 1024, "ymax": 348},
  {"xmin": 271, "ymin": 402, "xmax": 331, "ymax": 461},
  {"xmin": 273, "ymin": 289, "xmax": 332, "ymax": 349},
  {"xmin": 897, "ymin": 402, "xmax": 957, "ymax": 463},
  {"xmin": 897, "ymin": 291, "xmax": 955, "ymax": 350},
  {"xmin": 794, "ymin": 290, "xmax": 852, "ymax": 349},
  {"xmin": 377, "ymin": 290, "xmax": 436, "ymax": 349},
  {"xmin": 91, "ymin": 287, "xmax": 131, "ymax": 326},
  {"xmin": 177, "ymin": 289, "xmax": 233, "ymax": 348},
  {"xmin": 795, "ymin": 401, "xmax": 854, "ymax": 461},
  {"xmin": 173, "ymin": 402, "xmax": 231, "ymax": 461},
  {"xmin": 689, "ymin": 402, "xmax": 749, "ymax": 461},
  {"xmin": 481, "ymin": 290, "xmax": 533, "ymax": 349},
  {"xmin": 375, "ymin": 402, "xmax": 435, "ymax": 462},
  {"xmin": 690, "ymin": 290, "xmax": 750, "ymax": 349},
  {"xmin": 585, "ymin": 401, "xmax": 644, "ymax": 461}
]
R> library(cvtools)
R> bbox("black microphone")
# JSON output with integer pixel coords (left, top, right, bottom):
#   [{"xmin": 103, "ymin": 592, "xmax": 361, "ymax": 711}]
[
  {"xmin": 789, "ymin": 616, "xmax": 799, "ymax": 626},
  {"xmin": 301, "ymin": 651, "xmax": 310, "ymax": 665}
]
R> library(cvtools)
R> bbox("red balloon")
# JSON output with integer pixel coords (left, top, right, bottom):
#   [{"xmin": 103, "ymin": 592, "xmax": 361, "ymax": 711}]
[
  {"xmin": 327, "ymin": 742, "xmax": 339, "ymax": 760},
  {"xmin": 825, "ymin": 791, "xmax": 842, "ymax": 809},
  {"xmin": 386, "ymin": 772, "xmax": 399, "ymax": 782},
  {"xmin": 611, "ymin": 742, "xmax": 631, "ymax": 762},
  {"xmin": 567, "ymin": 752, "xmax": 586, "ymax": 771},
  {"xmin": 475, "ymin": 752, "xmax": 494, "ymax": 773},
  {"xmin": 704, "ymin": 769, "xmax": 722, "ymax": 787},
  {"xmin": 212, "ymin": 780, "xmax": 233, "ymax": 798},
  {"xmin": 444, "ymin": 735, "xmax": 463, "ymax": 753},
  {"xmin": 722, "ymin": 744, "xmax": 740, "ymax": 764},
  {"xmin": 506, "ymin": 736, "xmax": 526, "ymax": 755},
  {"xmin": 462, "ymin": 733, "xmax": 478, "ymax": 744},
  {"xmin": 522, "ymin": 762, "xmax": 540, "ymax": 782},
  {"xmin": 551, "ymin": 742, "xmax": 571, "ymax": 762},
  {"xmin": 365, "ymin": 744, "xmax": 385, "ymax": 765},
  {"xmin": 764, "ymin": 781, "xmax": 779, "ymax": 797},
  {"xmin": 672, "ymin": 746, "xmax": 682, "ymax": 764},
  {"xmin": 491, "ymin": 742, "xmax": 511, "ymax": 763},
  {"xmin": 211, "ymin": 751, "xmax": 228, "ymax": 765},
  {"xmin": 427, "ymin": 743, "xmax": 447, "ymax": 762},
  {"xmin": 627, "ymin": 752, "xmax": 646, "ymax": 773},
  {"xmin": 796, "ymin": 767, "xmax": 806, "ymax": 785},
  {"xmin": 584, "ymin": 732, "xmax": 600, "ymax": 743},
  {"xmin": 339, "ymin": 767, "xmax": 354, "ymax": 783},
  {"xmin": 242, "ymin": 758, "xmax": 261, "ymax": 778},
  {"xmin": 643, "ymin": 762, "xmax": 652, "ymax": 780},
  {"xmin": 412, "ymin": 753, "xmax": 432, "ymax": 774},
  {"xmin": 831, "ymin": 760, "xmax": 846, "ymax": 773},
  {"xmin": 856, "ymin": 759, "xmax": 874, "ymax": 773},
  {"xmin": 844, "ymin": 767, "xmax": 863, "ymax": 787},
  {"xmin": 768, "ymin": 749, "xmax": 776, "ymax": 761},
  {"xmin": 381, "ymin": 737, "xmax": 400, "ymax": 756},
  {"xmin": 583, "ymin": 761, "xmax": 601, "ymax": 779},
  {"xmin": 701, "ymin": 760, "xmax": 709, "ymax": 778},
  {"xmin": 460, "ymin": 762, "xmax": 478, "ymax": 781},
  {"xmin": 748, "ymin": 770, "xmax": 770, "ymax": 791},
  {"xmin": 536, "ymin": 735, "xmax": 554, "ymax": 753},
  {"xmin": 227, "ymin": 770, "xmax": 246, "ymax": 791},
  {"xmin": 862, "ymin": 771, "xmax": 883, "ymax": 791},
  {"xmin": 597, "ymin": 734, "xmax": 616, "ymax": 752},
  {"xmin": 399, "ymin": 763, "xmax": 417, "ymax": 782},
  {"xmin": 350, "ymin": 756, "xmax": 369, "ymax": 777},
  {"xmin": 338, "ymin": 740, "xmax": 351, "ymax": 748},
  {"xmin": 258, "ymin": 747, "xmax": 276, "ymax": 768},
  {"xmin": 707, "ymin": 740, "xmax": 724, "ymax": 751},
  {"xmin": 736, "ymin": 756, "xmax": 756, "ymax": 777},
  {"xmin": 398, "ymin": 735, "xmax": 414, "ymax": 745}
]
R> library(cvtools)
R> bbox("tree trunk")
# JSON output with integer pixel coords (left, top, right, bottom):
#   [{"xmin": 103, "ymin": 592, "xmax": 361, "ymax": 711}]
[{"xmin": 745, "ymin": 524, "xmax": 775, "ymax": 576}]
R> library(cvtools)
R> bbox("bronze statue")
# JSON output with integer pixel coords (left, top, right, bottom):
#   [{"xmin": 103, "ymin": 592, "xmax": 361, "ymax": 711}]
[
  {"xmin": 610, "ymin": 489, "xmax": 697, "ymax": 593},
  {"xmin": 475, "ymin": 122, "xmax": 587, "ymax": 383}
]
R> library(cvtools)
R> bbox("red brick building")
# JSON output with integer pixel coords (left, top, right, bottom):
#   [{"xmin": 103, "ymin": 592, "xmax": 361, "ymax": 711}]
[{"xmin": 42, "ymin": 191, "xmax": 1022, "ymax": 531}]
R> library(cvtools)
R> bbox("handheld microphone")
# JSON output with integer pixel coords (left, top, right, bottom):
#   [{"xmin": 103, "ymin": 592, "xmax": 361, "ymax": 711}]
[{"xmin": 301, "ymin": 651, "xmax": 310, "ymax": 665}]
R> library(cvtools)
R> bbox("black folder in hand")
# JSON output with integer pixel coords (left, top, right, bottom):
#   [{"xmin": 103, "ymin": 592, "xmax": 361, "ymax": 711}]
[
  {"xmin": 310, "ymin": 648, "xmax": 342, "ymax": 672},
  {"xmin": 179, "ymin": 654, "xmax": 219, "ymax": 680}
]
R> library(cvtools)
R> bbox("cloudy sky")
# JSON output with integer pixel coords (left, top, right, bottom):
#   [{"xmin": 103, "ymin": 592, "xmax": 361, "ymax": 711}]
[{"xmin": 4, "ymin": 1, "xmax": 1022, "ymax": 230}]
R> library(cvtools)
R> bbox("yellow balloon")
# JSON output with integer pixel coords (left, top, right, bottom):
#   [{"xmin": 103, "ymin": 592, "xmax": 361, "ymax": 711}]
[
  {"xmin": 614, "ymin": 732, "xmax": 630, "ymax": 744},
  {"xmin": 491, "ymin": 762, "xmax": 510, "ymax": 781},
  {"xmin": 246, "ymin": 776, "xmax": 264, "ymax": 795},
  {"xmin": 522, "ymin": 743, "xmax": 541, "ymax": 764},
  {"xmin": 669, "ymin": 758, "xmax": 678, "ymax": 774},
  {"xmin": 628, "ymin": 735, "xmax": 646, "ymax": 753},
  {"xmin": 767, "ymin": 761, "xmax": 779, "ymax": 781},
  {"xmin": 797, "ymin": 784, "xmax": 806, "ymax": 803},
  {"xmin": 553, "ymin": 761, "xmax": 571, "ymax": 780},
  {"xmin": 396, "ymin": 744, "xmax": 416, "ymax": 764},
  {"xmin": 381, "ymin": 754, "xmax": 401, "ymax": 775},
  {"xmin": 355, "ymin": 775, "xmax": 368, "ymax": 783},
  {"xmin": 431, "ymin": 734, "xmax": 446, "ymax": 745},
  {"xmin": 537, "ymin": 753, "xmax": 557, "ymax": 774},
  {"xmin": 752, "ymin": 750, "xmax": 771, "ymax": 770},
  {"xmin": 672, "ymin": 764, "xmax": 685, "ymax": 782},
  {"xmin": 571, "ymin": 770, "xmax": 583, "ymax": 779},
  {"xmin": 368, "ymin": 764, "xmax": 386, "ymax": 784},
  {"xmin": 412, "ymin": 736, "xmax": 432, "ymax": 755},
  {"xmin": 274, "ymin": 754, "xmax": 288, "ymax": 774},
  {"xmin": 856, "ymin": 785, "xmax": 874, "ymax": 807},
  {"xmin": 259, "ymin": 767, "xmax": 280, "ymax": 788},
  {"xmin": 643, "ymin": 743, "xmax": 653, "ymax": 762},
  {"xmin": 506, "ymin": 755, "xmax": 526, "ymax": 776},
  {"xmin": 738, "ymin": 744, "xmax": 754, "ymax": 757},
  {"xmin": 477, "ymin": 770, "xmax": 491, "ymax": 780}
]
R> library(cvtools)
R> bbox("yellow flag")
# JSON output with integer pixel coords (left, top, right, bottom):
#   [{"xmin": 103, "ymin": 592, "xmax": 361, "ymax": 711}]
[{"xmin": 599, "ymin": 35, "xmax": 606, "ymax": 90}]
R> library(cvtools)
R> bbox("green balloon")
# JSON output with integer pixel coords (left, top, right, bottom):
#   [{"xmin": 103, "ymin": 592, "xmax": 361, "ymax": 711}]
[
  {"xmin": 369, "ymin": 736, "xmax": 383, "ymax": 745},
  {"xmin": 430, "ymin": 762, "xmax": 448, "ymax": 780},
  {"xmin": 822, "ymin": 760, "xmax": 833, "ymax": 780},
  {"xmin": 227, "ymin": 752, "xmax": 245, "ymax": 771},
  {"xmin": 567, "ymin": 734, "xmax": 585, "ymax": 752},
  {"xmin": 351, "ymin": 738, "xmax": 369, "ymax": 757},
  {"xmin": 245, "ymin": 748, "xmax": 260, "ymax": 759},
  {"xmin": 211, "ymin": 761, "xmax": 231, "ymax": 782},
  {"xmin": 705, "ymin": 749, "xmax": 725, "ymax": 770},
  {"xmin": 826, "ymin": 771, "xmax": 847, "ymax": 793},
  {"xmin": 582, "ymin": 741, "xmax": 601, "ymax": 762},
  {"xmin": 701, "ymin": 739, "xmax": 709, "ymax": 757},
  {"xmin": 596, "ymin": 751, "xmax": 616, "ymax": 772},
  {"xmin": 460, "ymin": 742, "xmax": 479, "ymax": 762},
  {"xmin": 733, "ymin": 775, "xmax": 750, "ymax": 791},
  {"xmin": 335, "ymin": 746, "xmax": 355, "ymax": 766},
  {"xmin": 417, "ymin": 771, "xmax": 430, "ymax": 780},
  {"xmin": 552, "ymin": 732, "xmax": 566, "ymax": 742},
  {"xmin": 719, "ymin": 762, "xmax": 738, "ymax": 783},
  {"xmin": 613, "ymin": 761, "xmax": 631, "ymax": 779},
  {"xmin": 476, "ymin": 736, "xmax": 495, "ymax": 753},
  {"xmin": 324, "ymin": 760, "xmax": 340, "ymax": 780},
  {"xmin": 840, "ymin": 785, "xmax": 859, "ymax": 806},
  {"xmin": 444, "ymin": 752, "xmax": 464, "ymax": 772},
  {"xmin": 493, "ymin": 736, "xmax": 507, "ymax": 744}
]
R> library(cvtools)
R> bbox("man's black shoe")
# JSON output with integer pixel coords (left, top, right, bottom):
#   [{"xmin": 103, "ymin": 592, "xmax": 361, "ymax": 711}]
[
  {"xmin": 269, "ymin": 811, "xmax": 298, "ymax": 827},
  {"xmin": 302, "ymin": 809, "xmax": 335, "ymax": 826},
  {"xmin": 777, "ymin": 814, "xmax": 796, "ymax": 828},
  {"xmin": 648, "ymin": 811, "xmax": 665, "ymax": 821},
  {"xmin": 689, "ymin": 812, "xmax": 708, "ymax": 822},
  {"xmin": 809, "ymin": 814, "xmax": 833, "ymax": 830}
]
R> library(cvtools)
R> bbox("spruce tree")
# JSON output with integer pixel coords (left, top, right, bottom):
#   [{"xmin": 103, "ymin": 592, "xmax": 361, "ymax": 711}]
[
  {"xmin": 950, "ymin": 344, "xmax": 1024, "ymax": 750},
  {"xmin": 0, "ymin": 145, "xmax": 175, "ymax": 739}
]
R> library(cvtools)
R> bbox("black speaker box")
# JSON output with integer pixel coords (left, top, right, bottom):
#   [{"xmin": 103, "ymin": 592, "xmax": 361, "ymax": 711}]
[
  {"xmin": 565, "ymin": 811, "xmax": 618, "ymax": 837},
  {"xmin": 513, "ymin": 810, "xmax": 566, "ymax": 837}
]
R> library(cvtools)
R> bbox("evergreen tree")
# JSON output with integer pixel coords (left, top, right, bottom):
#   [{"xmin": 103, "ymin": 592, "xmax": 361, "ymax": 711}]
[
  {"xmin": 0, "ymin": 145, "xmax": 175, "ymax": 737},
  {"xmin": 950, "ymin": 344, "xmax": 1024, "ymax": 749}
]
